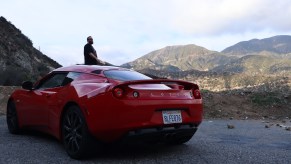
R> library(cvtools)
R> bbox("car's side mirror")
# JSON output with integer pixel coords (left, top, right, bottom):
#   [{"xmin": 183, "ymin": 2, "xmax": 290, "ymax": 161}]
[{"xmin": 22, "ymin": 81, "xmax": 33, "ymax": 90}]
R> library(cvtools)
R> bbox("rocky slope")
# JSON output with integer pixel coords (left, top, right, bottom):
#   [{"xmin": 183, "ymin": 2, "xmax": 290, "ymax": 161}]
[{"xmin": 0, "ymin": 16, "xmax": 61, "ymax": 85}]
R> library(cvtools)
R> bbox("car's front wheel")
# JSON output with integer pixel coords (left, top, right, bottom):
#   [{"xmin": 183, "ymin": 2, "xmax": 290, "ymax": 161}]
[
  {"xmin": 6, "ymin": 101, "xmax": 20, "ymax": 134},
  {"xmin": 62, "ymin": 105, "xmax": 92, "ymax": 159}
]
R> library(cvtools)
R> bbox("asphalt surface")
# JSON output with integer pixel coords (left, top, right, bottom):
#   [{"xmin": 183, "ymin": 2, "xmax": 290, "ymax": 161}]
[{"xmin": 0, "ymin": 116, "xmax": 290, "ymax": 164}]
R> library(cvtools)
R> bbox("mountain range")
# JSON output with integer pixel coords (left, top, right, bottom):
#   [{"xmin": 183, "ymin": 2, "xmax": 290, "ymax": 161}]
[
  {"xmin": 122, "ymin": 35, "xmax": 291, "ymax": 76},
  {"xmin": 121, "ymin": 35, "xmax": 291, "ymax": 91}
]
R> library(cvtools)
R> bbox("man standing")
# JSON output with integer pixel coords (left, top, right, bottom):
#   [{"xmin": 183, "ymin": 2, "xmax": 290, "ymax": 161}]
[{"xmin": 84, "ymin": 36, "xmax": 104, "ymax": 65}]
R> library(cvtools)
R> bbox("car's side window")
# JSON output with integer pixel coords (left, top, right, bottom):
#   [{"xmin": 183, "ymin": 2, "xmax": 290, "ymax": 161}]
[
  {"xmin": 61, "ymin": 72, "xmax": 82, "ymax": 86},
  {"xmin": 37, "ymin": 73, "xmax": 68, "ymax": 89}
]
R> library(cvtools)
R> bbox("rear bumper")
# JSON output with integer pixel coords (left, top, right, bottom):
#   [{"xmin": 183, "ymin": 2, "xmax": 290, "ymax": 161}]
[
  {"xmin": 121, "ymin": 124, "xmax": 198, "ymax": 143},
  {"xmin": 83, "ymin": 93, "xmax": 203, "ymax": 142}
]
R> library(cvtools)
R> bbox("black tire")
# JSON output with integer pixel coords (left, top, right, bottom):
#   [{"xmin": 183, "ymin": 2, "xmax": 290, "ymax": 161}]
[
  {"xmin": 167, "ymin": 134, "xmax": 194, "ymax": 145},
  {"xmin": 6, "ymin": 101, "xmax": 20, "ymax": 134},
  {"xmin": 62, "ymin": 105, "xmax": 92, "ymax": 159}
]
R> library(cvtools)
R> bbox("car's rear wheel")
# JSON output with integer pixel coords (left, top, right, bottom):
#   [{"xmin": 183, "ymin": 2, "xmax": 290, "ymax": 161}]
[
  {"xmin": 62, "ymin": 105, "xmax": 92, "ymax": 159},
  {"xmin": 6, "ymin": 101, "xmax": 20, "ymax": 134}
]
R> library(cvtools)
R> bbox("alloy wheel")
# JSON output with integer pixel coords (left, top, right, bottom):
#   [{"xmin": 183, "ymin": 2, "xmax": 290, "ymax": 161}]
[{"xmin": 63, "ymin": 110, "xmax": 84, "ymax": 154}]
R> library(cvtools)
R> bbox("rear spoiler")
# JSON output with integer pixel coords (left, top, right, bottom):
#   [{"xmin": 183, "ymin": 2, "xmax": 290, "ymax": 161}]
[{"xmin": 114, "ymin": 79, "xmax": 199, "ymax": 90}]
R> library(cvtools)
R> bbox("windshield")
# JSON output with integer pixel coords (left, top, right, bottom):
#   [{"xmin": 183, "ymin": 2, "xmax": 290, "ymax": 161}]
[{"xmin": 103, "ymin": 70, "xmax": 151, "ymax": 81}]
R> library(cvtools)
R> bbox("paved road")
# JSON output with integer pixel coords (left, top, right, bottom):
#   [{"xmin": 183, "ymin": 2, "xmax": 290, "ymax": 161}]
[{"xmin": 0, "ymin": 116, "xmax": 290, "ymax": 164}]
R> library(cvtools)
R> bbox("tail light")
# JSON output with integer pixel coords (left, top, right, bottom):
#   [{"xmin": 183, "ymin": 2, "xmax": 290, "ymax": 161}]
[
  {"xmin": 192, "ymin": 89, "xmax": 201, "ymax": 99},
  {"xmin": 113, "ymin": 88, "xmax": 124, "ymax": 98}
]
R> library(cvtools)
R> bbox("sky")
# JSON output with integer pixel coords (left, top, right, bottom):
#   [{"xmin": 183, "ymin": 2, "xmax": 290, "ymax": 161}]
[{"xmin": 1, "ymin": 0, "xmax": 291, "ymax": 66}]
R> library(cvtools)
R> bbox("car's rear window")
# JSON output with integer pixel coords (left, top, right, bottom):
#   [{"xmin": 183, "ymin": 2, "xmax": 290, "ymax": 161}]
[{"xmin": 103, "ymin": 70, "xmax": 151, "ymax": 81}]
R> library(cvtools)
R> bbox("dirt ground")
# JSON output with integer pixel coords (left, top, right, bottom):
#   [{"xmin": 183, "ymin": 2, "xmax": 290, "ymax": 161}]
[
  {"xmin": 202, "ymin": 90, "xmax": 291, "ymax": 120},
  {"xmin": 1, "ymin": 86, "xmax": 291, "ymax": 120}
]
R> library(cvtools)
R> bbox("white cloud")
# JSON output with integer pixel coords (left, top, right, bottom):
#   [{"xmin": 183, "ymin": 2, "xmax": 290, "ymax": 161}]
[{"xmin": 168, "ymin": 0, "xmax": 291, "ymax": 35}]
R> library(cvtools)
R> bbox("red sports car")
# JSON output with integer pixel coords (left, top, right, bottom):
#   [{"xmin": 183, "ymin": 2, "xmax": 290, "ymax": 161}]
[{"xmin": 6, "ymin": 65, "xmax": 203, "ymax": 159}]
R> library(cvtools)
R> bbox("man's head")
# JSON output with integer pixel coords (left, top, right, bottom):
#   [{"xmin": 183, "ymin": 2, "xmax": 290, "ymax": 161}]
[{"xmin": 87, "ymin": 36, "xmax": 93, "ymax": 44}]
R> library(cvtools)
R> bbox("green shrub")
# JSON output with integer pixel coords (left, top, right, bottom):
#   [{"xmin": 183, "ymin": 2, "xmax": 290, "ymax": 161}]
[{"xmin": 251, "ymin": 93, "xmax": 284, "ymax": 106}]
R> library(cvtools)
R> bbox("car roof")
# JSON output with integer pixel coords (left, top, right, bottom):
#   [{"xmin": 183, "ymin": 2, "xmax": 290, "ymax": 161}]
[{"xmin": 53, "ymin": 65, "xmax": 128, "ymax": 73}]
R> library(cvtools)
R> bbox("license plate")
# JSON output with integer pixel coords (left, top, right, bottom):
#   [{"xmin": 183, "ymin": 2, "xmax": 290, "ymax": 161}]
[{"xmin": 162, "ymin": 110, "xmax": 182, "ymax": 124}]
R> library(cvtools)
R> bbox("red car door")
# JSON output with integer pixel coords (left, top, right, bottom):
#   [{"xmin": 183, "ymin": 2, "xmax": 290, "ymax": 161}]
[
  {"xmin": 18, "ymin": 90, "xmax": 49, "ymax": 127},
  {"xmin": 19, "ymin": 73, "xmax": 68, "ymax": 128},
  {"xmin": 44, "ymin": 87, "xmax": 66, "ymax": 131}
]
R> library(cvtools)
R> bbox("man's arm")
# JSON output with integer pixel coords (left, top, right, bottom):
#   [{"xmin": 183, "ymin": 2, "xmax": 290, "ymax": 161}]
[
  {"xmin": 89, "ymin": 52, "xmax": 105, "ymax": 65},
  {"xmin": 89, "ymin": 52, "xmax": 97, "ymax": 60}
]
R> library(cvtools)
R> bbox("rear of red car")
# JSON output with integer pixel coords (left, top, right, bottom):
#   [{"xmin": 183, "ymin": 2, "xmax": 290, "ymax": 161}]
[{"xmin": 82, "ymin": 69, "xmax": 203, "ymax": 144}]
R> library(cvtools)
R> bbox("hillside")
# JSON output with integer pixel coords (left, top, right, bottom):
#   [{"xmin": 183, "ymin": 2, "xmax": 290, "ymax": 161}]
[
  {"xmin": 122, "ymin": 44, "xmax": 237, "ymax": 71},
  {"xmin": 0, "ymin": 16, "xmax": 61, "ymax": 85}
]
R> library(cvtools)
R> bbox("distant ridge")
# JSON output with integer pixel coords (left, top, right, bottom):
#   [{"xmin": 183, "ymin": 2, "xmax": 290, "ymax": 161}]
[
  {"xmin": 222, "ymin": 35, "xmax": 291, "ymax": 56},
  {"xmin": 122, "ymin": 44, "xmax": 236, "ymax": 71}
]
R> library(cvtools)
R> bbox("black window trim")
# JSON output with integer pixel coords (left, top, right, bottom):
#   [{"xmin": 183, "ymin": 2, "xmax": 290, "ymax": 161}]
[{"xmin": 34, "ymin": 71, "xmax": 69, "ymax": 90}]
